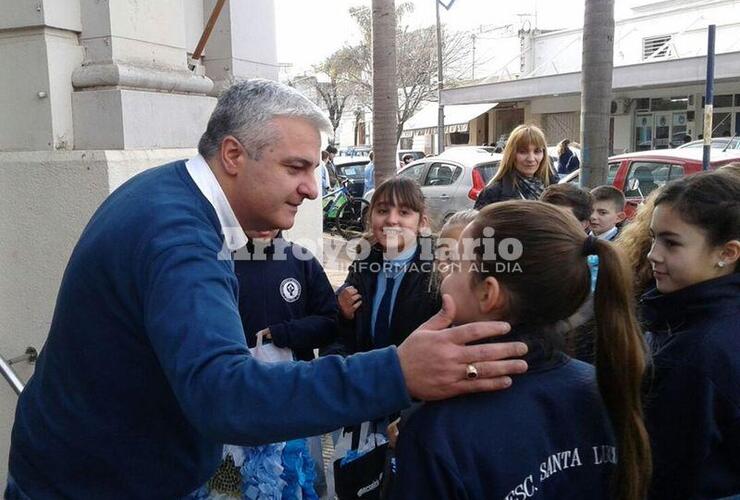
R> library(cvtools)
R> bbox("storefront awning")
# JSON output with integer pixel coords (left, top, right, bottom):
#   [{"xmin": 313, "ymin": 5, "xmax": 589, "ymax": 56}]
[{"xmin": 402, "ymin": 102, "xmax": 498, "ymax": 137}]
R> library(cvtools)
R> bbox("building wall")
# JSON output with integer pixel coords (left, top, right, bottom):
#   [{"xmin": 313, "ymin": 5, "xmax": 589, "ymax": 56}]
[{"xmin": 530, "ymin": 0, "xmax": 740, "ymax": 77}]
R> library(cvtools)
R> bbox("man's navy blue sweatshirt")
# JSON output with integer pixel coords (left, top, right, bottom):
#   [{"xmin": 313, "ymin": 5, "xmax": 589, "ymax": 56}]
[
  {"xmin": 8, "ymin": 161, "xmax": 410, "ymax": 499},
  {"xmin": 391, "ymin": 334, "xmax": 617, "ymax": 500},
  {"xmin": 641, "ymin": 273, "xmax": 740, "ymax": 499},
  {"xmin": 233, "ymin": 238, "xmax": 338, "ymax": 360}
]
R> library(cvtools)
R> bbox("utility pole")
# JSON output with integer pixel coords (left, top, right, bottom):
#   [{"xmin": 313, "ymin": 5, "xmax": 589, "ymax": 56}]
[
  {"xmin": 435, "ymin": 0, "xmax": 445, "ymax": 154},
  {"xmin": 702, "ymin": 24, "xmax": 716, "ymax": 171},
  {"xmin": 471, "ymin": 34, "xmax": 476, "ymax": 80},
  {"xmin": 435, "ymin": 0, "xmax": 456, "ymax": 154}
]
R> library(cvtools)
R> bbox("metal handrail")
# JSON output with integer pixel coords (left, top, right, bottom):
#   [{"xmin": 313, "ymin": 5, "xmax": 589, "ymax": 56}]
[
  {"xmin": 0, "ymin": 347, "xmax": 37, "ymax": 395},
  {"xmin": 0, "ymin": 356, "xmax": 24, "ymax": 395}
]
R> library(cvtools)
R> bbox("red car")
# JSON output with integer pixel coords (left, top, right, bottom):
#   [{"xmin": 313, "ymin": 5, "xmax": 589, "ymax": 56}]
[{"xmin": 560, "ymin": 148, "xmax": 740, "ymax": 218}]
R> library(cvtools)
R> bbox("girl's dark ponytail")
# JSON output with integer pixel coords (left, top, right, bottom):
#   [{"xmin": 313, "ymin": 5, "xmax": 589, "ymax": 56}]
[
  {"xmin": 473, "ymin": 201, "xmax": 652, "ymax": 499},
  {"xmin": 592, "ymin": 239, "xmax": 652, "ymax": 500}
]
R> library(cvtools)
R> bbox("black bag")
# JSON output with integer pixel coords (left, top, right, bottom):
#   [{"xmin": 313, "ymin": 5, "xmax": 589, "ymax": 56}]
[{"xmin": 333, "ymin": 423, "xmax": 389, "ymax": 500}]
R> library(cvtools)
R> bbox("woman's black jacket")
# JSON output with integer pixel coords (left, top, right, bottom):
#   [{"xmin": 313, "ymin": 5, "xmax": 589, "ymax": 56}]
[{"xmin": 474, "ymin": 175, "xmax": 520, "ymax": 209}]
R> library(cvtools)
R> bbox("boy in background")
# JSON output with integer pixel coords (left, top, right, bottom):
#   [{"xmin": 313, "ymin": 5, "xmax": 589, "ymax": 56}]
[
  {"xmin": 589, "ymin": 185, "xmax": 626, "ymax": 241},
  {"xmin": 540, "ymin": 184, "xmax": 593, "ymax": 233}
]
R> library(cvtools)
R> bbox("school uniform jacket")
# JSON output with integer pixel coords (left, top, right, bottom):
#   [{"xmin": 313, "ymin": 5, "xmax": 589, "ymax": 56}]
[
  {"xmin": 390, "ymin": 330, "xmax": 617, "ymax": 499},
  {"xmin": 641, "ymin": 273, "xmax": 740, "ymax": 499},
  {"xmin": 234, "ymin": 237, "xmax": 338, "ymax": 361},
  {"xmin": 321, "ymin": 243, "xmax": 441, "ymax": 356}
]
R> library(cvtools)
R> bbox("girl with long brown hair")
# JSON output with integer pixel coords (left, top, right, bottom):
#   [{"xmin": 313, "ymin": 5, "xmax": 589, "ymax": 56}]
[
  {"xmin": 474, "ymin": 124, "xmax": 555, "ymax": 209},
  {"xmin": 391, "ymin": 201, "xmax": 651, "ymax": 500},
  {"xmin": 615, "ymin": 189, "xmax": 662, "ymax": 298}
]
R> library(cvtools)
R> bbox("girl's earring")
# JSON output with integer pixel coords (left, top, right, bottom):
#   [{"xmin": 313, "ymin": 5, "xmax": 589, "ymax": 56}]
[{"xmin": 717, "ymin": 261, "xmax": 726, "ymax": 268}]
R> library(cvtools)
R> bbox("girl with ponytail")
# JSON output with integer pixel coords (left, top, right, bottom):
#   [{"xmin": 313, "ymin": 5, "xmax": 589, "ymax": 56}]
[{"xmin": 390, "ymin": 200, "xmax": 651, "ymax": 500}]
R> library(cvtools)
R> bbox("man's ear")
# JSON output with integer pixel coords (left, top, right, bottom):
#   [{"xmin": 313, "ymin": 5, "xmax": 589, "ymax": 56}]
[
  {"xmin": 477, "ymin": 276, "xmax": 505, "ymax": 315},
  {"xmin": 616, "ymin": 210, "xmax": 627, "ymax": 223},
  {"xmin": 220, "ymin": 136, "xmax": 247, "ymax": 176},
  {"xmin": 719, "ymin": 239, "xmax": 740, "ymax": 267}
]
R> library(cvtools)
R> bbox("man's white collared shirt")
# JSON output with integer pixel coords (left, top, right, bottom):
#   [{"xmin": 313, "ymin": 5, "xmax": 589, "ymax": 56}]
[{"xmin": 185, "ymin": 155, "xmax": 248, "ymax": 252}]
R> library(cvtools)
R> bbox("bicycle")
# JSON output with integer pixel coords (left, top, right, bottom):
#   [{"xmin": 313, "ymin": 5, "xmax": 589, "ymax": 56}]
[{"xmin": 322, "ymin": 177, "xmax": 370, "ymax": 240}]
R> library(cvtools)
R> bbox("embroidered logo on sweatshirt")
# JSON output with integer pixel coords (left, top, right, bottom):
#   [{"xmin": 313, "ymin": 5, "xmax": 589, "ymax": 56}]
[{"xmin": 280, "ymin": 278, "xmax": 301, "ymax": 303}]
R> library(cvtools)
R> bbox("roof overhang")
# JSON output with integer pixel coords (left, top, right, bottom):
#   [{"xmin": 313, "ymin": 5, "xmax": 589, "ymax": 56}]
[
  {"xmin": 442, "ymin": 51, "xmax": 740, "ymax": 105},
  {"xmin": 402, "ymin": 102, "xmax": 498, "ymax": 137}
]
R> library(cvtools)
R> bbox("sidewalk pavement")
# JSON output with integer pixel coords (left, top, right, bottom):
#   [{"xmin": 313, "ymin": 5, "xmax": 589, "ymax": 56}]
[{"xmin": 321, "ymin": 232, "xmax": 351, "ymax": 288}]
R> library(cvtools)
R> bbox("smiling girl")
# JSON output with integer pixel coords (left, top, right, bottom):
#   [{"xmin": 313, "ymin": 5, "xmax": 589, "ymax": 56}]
[
  {"xmin": 322, "ymin": 177, "xmax": 440, "ymax": 356},
  {"xmin": 641, "ymin": 171, "xmax": 740, "ymax": 499},
  {"xmin": 474, "ymin": 124, "xmax": 555, "ymax": 209}
]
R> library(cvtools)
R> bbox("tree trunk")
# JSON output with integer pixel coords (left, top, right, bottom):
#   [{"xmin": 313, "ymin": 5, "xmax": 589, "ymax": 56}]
[
  {"xmin": 579, "ymin": 0, "xmax": 615, "ymax": 188},
  {"xmin": 371, "ymin": 0, "xmax": 399, "ymax": 186}
]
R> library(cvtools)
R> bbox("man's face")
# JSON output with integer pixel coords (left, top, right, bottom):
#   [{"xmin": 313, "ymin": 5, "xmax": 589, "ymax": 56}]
[
  {"xmin": 590, "ymin": 200, "xmax": 624, "ymax": 236},
  {"xmin": 231, "ymin": 117, "xmax": 320, "ymax": 231}
]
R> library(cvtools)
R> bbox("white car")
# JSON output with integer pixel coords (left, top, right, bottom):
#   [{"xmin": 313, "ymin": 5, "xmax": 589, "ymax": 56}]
[{"xmin": 365, "ymin": 151, "xmax": 501, "ymax": 230}]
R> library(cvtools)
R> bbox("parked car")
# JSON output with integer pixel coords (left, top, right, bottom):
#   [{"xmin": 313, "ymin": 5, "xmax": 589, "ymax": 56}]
[
  {"xmin": 676, "ymin": 137, "xmax": 740, "ymax": 151},
  {"xmin": 558, "ymin": 148, "xmax": 740, "ymax": 218},
  {"xmin": 365, "ymin": 151, "xmax": 501, "ymax": 230},
  {"xmin": 439, "ymin": 146, "xmax": 498, "ymax": 156},
  {"xmin": 334, "ymin": 157, "xmax": 370, "ymax": 198}
]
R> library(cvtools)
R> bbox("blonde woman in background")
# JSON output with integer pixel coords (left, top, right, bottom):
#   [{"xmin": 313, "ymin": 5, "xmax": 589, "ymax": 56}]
[{"xmin": 474, "ymin": 124, "xmax": 555, "ymax": 209}]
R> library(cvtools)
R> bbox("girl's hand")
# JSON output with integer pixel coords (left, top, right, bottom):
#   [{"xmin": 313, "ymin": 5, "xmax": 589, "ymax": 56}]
[
  {"xmin": 387, "ymin": 418, "xmax": 401, "ymax": 449},
  {"xmin": 338, "ymin": 286, "xmax": 362, "ymax": 320}
]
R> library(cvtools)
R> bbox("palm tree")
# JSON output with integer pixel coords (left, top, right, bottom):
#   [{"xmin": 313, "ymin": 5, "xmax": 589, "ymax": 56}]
[
  {"xmin": 371, "ymin": 0, "xmax": 399, "ymax": 185},
  {"xmin": 580, "ymin": 0, "xmax": 615, "ymax": 188}
]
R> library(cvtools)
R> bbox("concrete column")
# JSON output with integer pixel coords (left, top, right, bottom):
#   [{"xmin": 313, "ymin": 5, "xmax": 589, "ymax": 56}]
[
  {"xmin": 71, "ymin": 0, "xmax": 215, "ymax": 149},
  {"xmin": 0, "ymin": 0, "xmax": 84, "ymax": 151},
  {"xmin": 202, "ymin": 0, "xmax": 279, "ymax": 94}
]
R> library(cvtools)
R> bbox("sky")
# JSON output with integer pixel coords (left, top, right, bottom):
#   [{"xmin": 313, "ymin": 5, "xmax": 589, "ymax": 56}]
[{"xmin": 274, "ymin": 0, "xmax": 616, "ymax": 75}]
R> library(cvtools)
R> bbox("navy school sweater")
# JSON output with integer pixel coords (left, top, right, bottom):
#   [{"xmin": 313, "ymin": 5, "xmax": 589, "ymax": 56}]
[
  {"xmin": 8, "ymin": 161, "xmax": 410, "ymax": 499},
  {"xmin": 641, "ymin": 273, "xmax": 740, "ymax": 499},
  {"xmin": 391, "ymin": 332, "xmax": 617, "ymax": 500},
  {"xmin": 233, "ymin": 237, "xmax": 338, "ymax": 361}
]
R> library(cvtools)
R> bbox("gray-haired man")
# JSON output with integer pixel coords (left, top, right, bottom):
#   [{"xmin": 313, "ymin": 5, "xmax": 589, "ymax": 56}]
[{"xmin": 7, "ymin": 79, "xmax": 527, "ymax": 499}]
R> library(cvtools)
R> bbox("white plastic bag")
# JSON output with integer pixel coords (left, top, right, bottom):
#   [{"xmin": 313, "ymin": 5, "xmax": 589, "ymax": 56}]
[{"xmin": 249, "ymin": 329, "xmax": 293, "ymax": 363}]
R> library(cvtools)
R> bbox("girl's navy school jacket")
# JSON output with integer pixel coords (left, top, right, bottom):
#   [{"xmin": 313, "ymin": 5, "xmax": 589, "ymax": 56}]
[
  {"xmin": 390, "ymin": 330, "xmax": 618, "ymax": 499},
  {"xmin": 321, "ymin": 242, "xmax": 440, "ymax": 356},
  {"xmin": 641, "ymin": 273, "xmax": 740, "ymax": 499}
]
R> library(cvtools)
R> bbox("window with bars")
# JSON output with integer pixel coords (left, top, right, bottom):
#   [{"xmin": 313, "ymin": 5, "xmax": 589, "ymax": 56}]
[{"xmin": 643, "ymin": 35, "xmax": 673, "ymax": 60}]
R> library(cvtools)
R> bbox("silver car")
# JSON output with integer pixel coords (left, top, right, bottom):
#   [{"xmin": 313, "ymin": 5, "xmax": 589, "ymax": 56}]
[{"xmin": 366, "ymin": 150, "xmax": 501, "ymax": 231}]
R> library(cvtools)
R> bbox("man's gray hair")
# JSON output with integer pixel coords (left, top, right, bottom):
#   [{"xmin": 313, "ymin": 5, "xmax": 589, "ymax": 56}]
[{"xmin": 198, "ymin": 79, "xmax": 332, "ymax": 159}]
